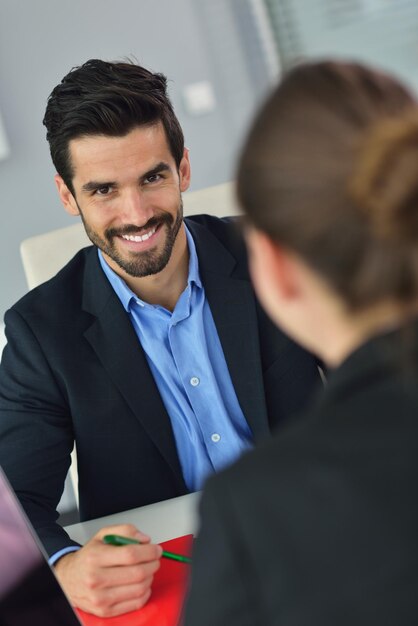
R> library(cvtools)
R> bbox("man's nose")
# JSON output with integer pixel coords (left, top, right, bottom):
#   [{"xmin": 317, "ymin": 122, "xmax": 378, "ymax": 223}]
[{"xmin": 121, "ymin": 188, "xmax": 153, "ymax": 226}]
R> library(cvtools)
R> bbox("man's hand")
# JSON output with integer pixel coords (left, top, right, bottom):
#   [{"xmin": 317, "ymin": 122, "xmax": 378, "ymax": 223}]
[{"xmin": 54, "ymin": 524, "xmax": 162, "ymax": 617}]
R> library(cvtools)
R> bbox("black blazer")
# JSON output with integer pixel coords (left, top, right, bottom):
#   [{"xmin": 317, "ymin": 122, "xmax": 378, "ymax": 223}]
[
  {"xmin": 0, "ymin": 216, "xmax": 321, "ymax": 557},
  {"xmin": 184, "ymin": 321, "xmax": 418, "ymax": 626}
]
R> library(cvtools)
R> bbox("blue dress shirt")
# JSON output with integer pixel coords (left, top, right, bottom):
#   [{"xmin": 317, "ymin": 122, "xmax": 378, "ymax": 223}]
[{"xmin": 99, "ymin": 225, "xmax": 253, "ymax": 491}]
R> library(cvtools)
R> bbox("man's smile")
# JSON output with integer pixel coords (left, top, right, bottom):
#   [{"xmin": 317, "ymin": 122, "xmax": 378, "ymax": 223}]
[{"xmin": 121, "ymin": 226, "xmax": 158, "ymax": 243}]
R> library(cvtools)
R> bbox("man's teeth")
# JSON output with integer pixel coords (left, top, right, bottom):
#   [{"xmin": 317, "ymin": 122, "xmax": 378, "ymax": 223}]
[{"xmin": 122, "ymin": 227, "xmax": 157, "ymax": 242}]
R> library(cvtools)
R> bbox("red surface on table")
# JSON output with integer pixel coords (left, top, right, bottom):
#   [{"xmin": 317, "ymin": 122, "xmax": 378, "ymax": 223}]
[{"xmin": 76, "ymin": 534, "xmax": 194, "ymax": 626}]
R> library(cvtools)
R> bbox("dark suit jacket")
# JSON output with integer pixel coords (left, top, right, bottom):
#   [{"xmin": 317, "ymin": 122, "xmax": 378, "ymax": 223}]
[
  {"xmin": 0, "ymin": 215, "xmax": 320, "ymax": 557},
  {"xmin": 184, "ymin": 321, "xmax": 418, "ymax": 626}
]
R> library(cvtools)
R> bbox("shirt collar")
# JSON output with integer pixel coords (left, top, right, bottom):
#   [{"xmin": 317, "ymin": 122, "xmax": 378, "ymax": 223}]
[{"xmin": 98, "ymin": 223, "xmax": 202, "ymax": 312}]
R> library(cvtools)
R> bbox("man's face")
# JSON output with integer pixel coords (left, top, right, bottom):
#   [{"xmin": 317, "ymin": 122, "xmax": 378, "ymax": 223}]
[{"xmin": 55, "ymin": 123, "xmax": 190, "ymax": 279}]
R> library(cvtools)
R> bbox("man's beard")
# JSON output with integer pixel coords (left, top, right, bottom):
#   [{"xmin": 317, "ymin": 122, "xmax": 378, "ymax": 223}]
[{"xmin": 78, "ymin": 200, "xmax": 184, "ymax": 278}]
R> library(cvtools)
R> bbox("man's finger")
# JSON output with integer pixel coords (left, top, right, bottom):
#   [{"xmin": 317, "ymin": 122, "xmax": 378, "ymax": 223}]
[
  {"xmin": 94, "ymin": 523, "xmax": 151, "ymax": 543},
  {"xmin": 97, "ymin": 559, "xmax": 161, "ymax": 588},
  {"xmin": 96, "ymin": 588, "xmax": 153, "ymax": 618},
  {"xmin": 97, "ymin": 541, "xmax": 163, "ymax": 567}
]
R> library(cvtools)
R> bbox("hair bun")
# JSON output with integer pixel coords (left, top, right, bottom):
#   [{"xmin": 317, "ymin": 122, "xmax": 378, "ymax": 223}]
[{"xmin": 350, "ymin": 110, "xmax": 418, "ymax": 244}]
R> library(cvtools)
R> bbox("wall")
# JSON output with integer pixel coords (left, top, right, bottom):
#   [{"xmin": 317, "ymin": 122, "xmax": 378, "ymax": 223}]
[{"xmin": 0, "ymin": 0, "xmax": 269, "ymax": 321}]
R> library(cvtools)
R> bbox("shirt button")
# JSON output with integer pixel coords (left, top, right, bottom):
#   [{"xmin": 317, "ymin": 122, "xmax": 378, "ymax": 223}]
[
  {"xmin": 211, "ymin": 433, "xmax": 221, "ymax": 443},
  {"xmin": 190, "ymin": 376, "xmax": 200, "ymax": 387}
]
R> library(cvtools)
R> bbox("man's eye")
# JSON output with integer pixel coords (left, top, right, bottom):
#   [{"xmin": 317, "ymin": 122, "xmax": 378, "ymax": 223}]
[
  {"xmin": 95, "ymin": 185, "xmax": 112, "ymax": 196},
  {"xmin": 145, "ymin": 174, "xmax": 161, "ymax": 184}
]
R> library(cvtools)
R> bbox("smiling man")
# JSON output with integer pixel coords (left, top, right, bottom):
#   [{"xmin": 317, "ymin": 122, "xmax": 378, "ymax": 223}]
[
  {"xmin": 0, "ymin": 59, "xmax": 321, "ymax": 616},
  {"xmin": 57, "ymin": 124, "xmax": 190, "ymax": 311}
]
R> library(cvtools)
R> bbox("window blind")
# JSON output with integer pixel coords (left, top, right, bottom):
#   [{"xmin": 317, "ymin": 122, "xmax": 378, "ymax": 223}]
[{"xmin": 264, "ymin": 0, "xmax": 418, "ymax": 93}]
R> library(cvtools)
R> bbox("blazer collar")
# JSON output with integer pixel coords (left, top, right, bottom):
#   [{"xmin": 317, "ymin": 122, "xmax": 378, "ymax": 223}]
[
  {"xmin": 81, "ymin": 247, "xmax": 188, "ymax": 494},
  {"xmin": 324, "ymin": 318, "xmax": 418, "ymax": 405},
  {"xmin": 186, "ymin": 218, "xmax": 270, "ymax": 440}
]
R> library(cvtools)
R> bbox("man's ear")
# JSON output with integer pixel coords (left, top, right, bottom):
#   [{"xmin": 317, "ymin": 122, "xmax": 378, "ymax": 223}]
[
  {"xmin": 54, "ymin": 175, "xmax": 80, "ymax": 216},
  {"xmin": 179, "ymin": 148, "xmax": 191, "ymax": 193}
]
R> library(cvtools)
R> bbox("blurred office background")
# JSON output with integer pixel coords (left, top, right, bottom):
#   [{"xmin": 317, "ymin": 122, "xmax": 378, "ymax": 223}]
[{"xmin": 1, "ymin": 0, "xmax": 418, "ymax": 518}]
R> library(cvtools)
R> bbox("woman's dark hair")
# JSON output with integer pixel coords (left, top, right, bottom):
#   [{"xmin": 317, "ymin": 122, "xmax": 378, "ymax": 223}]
[
  {"xmin": 43, "ymin": 59, "xmax": 184, "ymax": 195},
  {"xmin": 237, "ymin": 60, "xmax": 418, "ymax": 310}
]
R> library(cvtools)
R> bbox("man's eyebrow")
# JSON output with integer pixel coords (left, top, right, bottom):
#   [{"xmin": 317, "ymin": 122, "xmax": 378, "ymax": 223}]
[
  {"xmin": 80, "ymin": 162, "xmax": 171, "ymax": 193},
  {"xmin": 81, "ymin": 180, "xmax": 116, "ymax": 193},
  {"xmin": 140, "ymin": 162, "xmax": 170, "ymax": 182}
]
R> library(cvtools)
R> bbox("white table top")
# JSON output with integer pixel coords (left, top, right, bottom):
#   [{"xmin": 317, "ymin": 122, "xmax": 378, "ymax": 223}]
[{"xmin": 64, "ymin": 492, "xmax": 201, "ymax": 545}]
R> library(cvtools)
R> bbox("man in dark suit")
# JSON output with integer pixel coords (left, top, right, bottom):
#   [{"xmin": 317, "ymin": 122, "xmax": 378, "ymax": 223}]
[{"xmin": 0, "ymin": 59, "xmax": 320, "ymax": 617}]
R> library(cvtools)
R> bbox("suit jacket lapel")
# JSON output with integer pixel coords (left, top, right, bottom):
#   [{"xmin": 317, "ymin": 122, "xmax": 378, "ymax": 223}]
[
  {"xmin": 187, "ymin": 218, "xmax": 270, "ymax": 441},
  {"xmin": 81, "ymin": 249, "xmax": 187, "ymax": 493}
]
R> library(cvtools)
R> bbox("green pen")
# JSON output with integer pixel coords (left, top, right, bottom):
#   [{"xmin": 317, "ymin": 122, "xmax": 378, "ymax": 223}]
[{"xmin": 103, "ymin": 534, "xmax": 192, "ymax": 564}]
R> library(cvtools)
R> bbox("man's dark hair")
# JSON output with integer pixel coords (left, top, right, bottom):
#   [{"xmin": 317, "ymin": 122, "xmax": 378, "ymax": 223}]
[{"xmin": 43, "ymin": 59, "xmax": 184, "ymax": 194}]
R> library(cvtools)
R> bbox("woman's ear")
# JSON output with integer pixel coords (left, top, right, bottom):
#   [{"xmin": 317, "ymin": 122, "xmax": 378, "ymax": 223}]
[{"xmin": 246, "ymin": 228, "xmax": 300, "ymax": 304}]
